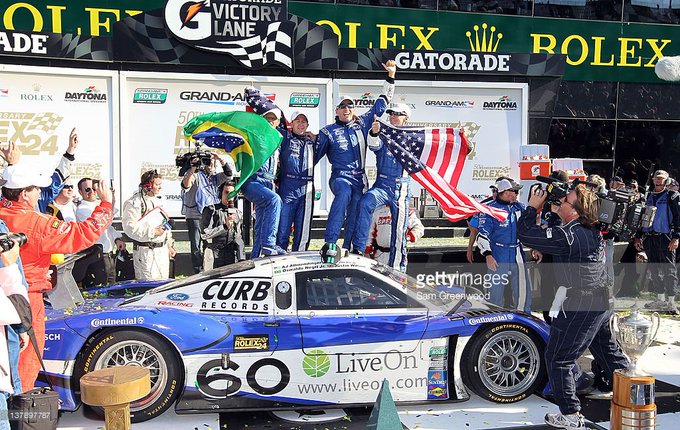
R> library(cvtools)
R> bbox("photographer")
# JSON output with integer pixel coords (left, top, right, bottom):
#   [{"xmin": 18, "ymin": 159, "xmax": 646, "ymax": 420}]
[
  {"xmin": 517, "ymin": 184, "xmax": 628, "ymax": 429},
  {"xmin": 634, "ymin": 169, "xmax": 680, "ymax": 313},
  {"xmin": 181, "ymin": 151, "xmax": 233, "ymax": 273},
  {"xmin": 200, "ymin": 181, "xmax": 245, "ymax": 268}
]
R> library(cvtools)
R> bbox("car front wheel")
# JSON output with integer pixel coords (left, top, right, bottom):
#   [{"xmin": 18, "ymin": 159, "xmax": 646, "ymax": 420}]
[
  {"xmin": 461, "ymin": 323, "xmax": 545, "ymax": 403},
  {"xmin": 77, "ymin": 330, "xmax": 183, "ymax": 422}
]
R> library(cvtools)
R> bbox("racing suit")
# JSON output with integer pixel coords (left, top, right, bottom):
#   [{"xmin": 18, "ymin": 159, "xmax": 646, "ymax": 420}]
[
  {"xmin": 276, "ymin": 129, "xmax": 316, "ymax": 252},
  {"xmin": 477, "ymin": 199, "xmax": 532, "ymax": 312},
  {"xmin": 366, "ymin": 205, "xmax": 424, "ymax": 268},
  {"xmin": 241, "ymin": 148, "xmax": 280, "ymax": 258},
  {"xmin": 0, "ymin": 199, "xmax": 113, "ymax": 390},
  {"xmin": 316, "ymin": 79, "xmax": 394, "ymax": 248},
  {"xmin": 122, "ymin": 192, "xmax": 172, "ymax": 280},
  {"xmin": 351, "ymin": 130, "xmax": 410, "ymax": 271}
]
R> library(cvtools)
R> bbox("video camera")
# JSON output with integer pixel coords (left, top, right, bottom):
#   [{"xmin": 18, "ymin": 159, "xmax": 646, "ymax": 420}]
[
  {"xmin": 0, "ymin": 232, "xmax": 27, "ymax": 253},
  {"xmin": 175, "ymin": 150, "xmax": 212, "ymax": 176},
  {"xmin": 534, "ymin": 175, "xmax": 655, "ymax": 241}
]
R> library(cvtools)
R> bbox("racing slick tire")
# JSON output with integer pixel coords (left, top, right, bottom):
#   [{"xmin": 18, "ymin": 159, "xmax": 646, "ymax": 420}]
[
  {"xmin": 77, "ymin": 330, "xmax": 183, "ymax": 423},
  {"xmin": 461, "ymin": 323, "xmax": 546, "ymax": 403}
]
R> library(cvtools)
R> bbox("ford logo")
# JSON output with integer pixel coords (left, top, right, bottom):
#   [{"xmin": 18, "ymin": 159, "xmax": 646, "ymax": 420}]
[{"xmin": 166, "ymin": 293, "xmax": 189, "ymax": 301}]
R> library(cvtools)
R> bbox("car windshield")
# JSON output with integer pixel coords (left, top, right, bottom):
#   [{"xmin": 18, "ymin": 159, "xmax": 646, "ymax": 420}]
[
  {"xmin": 147, "ymin": 260, "xmax": 255, "ymax": 294},
  {"xmin": 370, "ymin": 262, "xmax": 466, "ymax": 313}
]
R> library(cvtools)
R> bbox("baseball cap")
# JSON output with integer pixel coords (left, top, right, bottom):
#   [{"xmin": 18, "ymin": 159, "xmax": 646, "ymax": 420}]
[
  {"xmin": 290, "ymin": 111, "xmax": 308, "ymax": 122},
  {"xmin": 336, "ymin": 95, "xmax": 354, "ymax": 107},
  {"xmin": 262, "ymin": 108, "xmax": 281, "ymax": 120},
  {"xmin": 496, "ymin": 178, "xmax": 523, "ymax": 193},
  {"xmin": 0, "ymin": 164, "xmax": 52, "ymax": 189},
  {"xmin": 611, "ymin": 175, "xmax": 623, "ymax": 183},
  {"xmin": 654, "ymin": 170, "xmax": 669, "ymax": 179},
  {"xmin": 550, "ymin": 170, "xmax": 569, "ymax": 183},
  {"xmin": 386, "ymin": 103, "xmax": 411, "ymax": 119}
]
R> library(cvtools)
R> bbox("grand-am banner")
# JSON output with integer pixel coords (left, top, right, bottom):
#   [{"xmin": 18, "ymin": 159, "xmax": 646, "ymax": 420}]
[
  {"xmin": 335, "ymin": 80, "xmax": 526, "ymax": 202},
  {"xmin": 0, "ymin": 64, "xmax": 118, "ymax": 197},
  {"xmin": 120, "ymin": 71, "xmax": 331, "ymax": 216}
]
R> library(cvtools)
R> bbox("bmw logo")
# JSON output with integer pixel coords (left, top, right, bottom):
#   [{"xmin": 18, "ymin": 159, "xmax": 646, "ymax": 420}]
[{"xmin": 166, "ymin": 293, "xmax": 190, "ymax": 301}]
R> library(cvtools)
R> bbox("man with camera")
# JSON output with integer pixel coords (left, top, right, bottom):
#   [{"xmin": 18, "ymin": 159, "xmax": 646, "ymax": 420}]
[
  {"xmin": 0, "ymin": 164, "xmax": 114, "ymax": 391},
  {"xmin": 201, "ymin": 180, "xmax": 245, "ymax": 268},
  {"xmin": 517, "ymin": 183, "xmax": 628, "ymax": 429},
  {"xmin": 634, "ymin": 169, "xmax": 680, "ymax": 313},
  {"xmin": 181, "ymin": 152, "xmax": 233, "ymax": 273},
  {"xmin": 75, "ymin": 177, "xmax": 125, "ymax": 286},
  {"xmin": 477, "ymin": 178, "xmax": 532, "ymax": 312}
]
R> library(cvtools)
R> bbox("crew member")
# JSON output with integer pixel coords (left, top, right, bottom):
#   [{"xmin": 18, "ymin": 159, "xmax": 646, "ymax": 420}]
[
  {"xmin": 635, "ymin": 169, "xmax": 680, "ymax": 313},
  {"xmin": 365, "ymin": 204, "xmax": 424, "ymax": 268},
  {"xmin": 477, "ymin": 178, "xmax": 531, "ymax": 312},
  {"xmin": 0, "ymin": 164, "xmax": 114, "ymax": 390},
  {"xmin": 122, "ymin": 170, "xmax": 175, "ymax": 279},
  {"xmin": 243, "ymin": 87, "xmax": 284, "ymax": 258},
  {"xmin": 316, "ymin": 60, "xmax": 396, "ymax": 250},
  {"xmin": 518, "ymin": 184, "xmax": 628, "ymax": 429},
  {"xmin": 351, "ymin": 102, "xmax": 411, "ymax": 271}
]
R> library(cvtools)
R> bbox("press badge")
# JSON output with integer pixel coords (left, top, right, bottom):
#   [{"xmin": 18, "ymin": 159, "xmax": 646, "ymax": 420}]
[{"xmin": 546, "ymin": 228, "xmax": 553, "ymax": 239}]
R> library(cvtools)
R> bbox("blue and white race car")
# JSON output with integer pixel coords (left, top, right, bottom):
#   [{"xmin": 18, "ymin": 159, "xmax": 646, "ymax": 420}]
[{"xmin": 43, "ymin": 253, "xmax": 549, "ymax": 422}]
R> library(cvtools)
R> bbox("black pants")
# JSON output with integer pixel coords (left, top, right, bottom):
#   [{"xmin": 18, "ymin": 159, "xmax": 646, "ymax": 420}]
[
  {"xmin": 212, "ymin": 243, "xmax": 238, "ymax": 268},
  {"xmin": 545, "ymin": 289, "xmax": 628, "ymax": 415},
  {"xmin": 643, "ymin": 234, "xmax": 678, "ymax": 297},
  {"xmin": 187, "ymin": 218, "xmax": 203, "ymax": 274},
  {"xmin": 72, "ymin": 244, "xmax": 107, "ymax": 288}
]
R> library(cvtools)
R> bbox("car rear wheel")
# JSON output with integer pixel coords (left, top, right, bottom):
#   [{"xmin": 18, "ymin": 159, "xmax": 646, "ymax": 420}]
[
  {"xmin": 461, "ymin": 323, "xmax": 545, "ymax": 403},
  {"xmin": 78, "ymin": 330, "xmax": 183, "ymax": 422}
]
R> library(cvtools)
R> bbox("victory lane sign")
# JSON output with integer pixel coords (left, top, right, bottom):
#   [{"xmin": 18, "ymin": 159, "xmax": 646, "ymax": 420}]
[{"xmin": 164, "ymin": 0, "xmax": 294, "ymax": 71}]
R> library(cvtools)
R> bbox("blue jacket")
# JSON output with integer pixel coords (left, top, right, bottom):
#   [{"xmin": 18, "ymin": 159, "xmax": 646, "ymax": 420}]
[
  {"xmin": 367, "ymin": 133, "xmax": 408, "ymax": 181},
  {"xmin": 477, "ymin": 199, "xmax": 526, "ymax": 257},
  {"xmin": 316, "ymin": 80, "xmax": 394, "ymax": 174},
  {"xmin": 642, "ymin": 189, "xmax": 680, "ymax": 238},
  {"xmin": 279, "ymin": 131, "xmax": 315, "ymax": 182}
]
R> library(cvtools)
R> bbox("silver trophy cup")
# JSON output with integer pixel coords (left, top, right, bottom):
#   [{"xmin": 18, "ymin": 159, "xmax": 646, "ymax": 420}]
[{"xmin": 610, "ymin": 310, "xmax": 660, "ymax": 376}]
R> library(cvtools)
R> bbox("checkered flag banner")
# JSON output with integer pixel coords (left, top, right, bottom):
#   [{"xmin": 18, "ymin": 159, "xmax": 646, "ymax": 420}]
[
  {"xmin": 114, "ymin": 11, "xmax": 190, "ymax": 63},
  {"xmin": 289, "ymin": 15, "xmax": 339, "ymax": 70},
  {"xmin": 198, "ymin": 21, "xmax": 296, "ymax": 72},
  {"xmin": 46, "ymin": 33, "xmax": 112, "ymax": 61},
  {"xmin": 28, "ymin": 113, "xmax": 63, "ymax": 134},
  {"xmin": 339, "ymin": 48, "xmax": 391, "ymax": 71},
  {"xmin": 508, "ymin": 53, "xmax": 565, "ymax": 76}
]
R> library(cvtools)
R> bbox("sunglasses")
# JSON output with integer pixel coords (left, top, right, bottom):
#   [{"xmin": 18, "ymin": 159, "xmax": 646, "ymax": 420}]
[
  {"xmin": 63, "ymin": 185, "xmax": 74, "ymax": 189},
  {"xmin": 83, "ymin": 187, "xmax": 94, "ymax": 193},
  {"xmin": 337, "ymin": 103, "xmax": 354, "ymax": 109},
  {"xmin": 388, "ymin": 112, "xmax": 406, "ymax": 117}
]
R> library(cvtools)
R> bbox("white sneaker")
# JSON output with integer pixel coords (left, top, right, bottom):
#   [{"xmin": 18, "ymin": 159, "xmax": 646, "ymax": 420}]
[
  {"xmin": 545, "ymin": 412, "xmax": 585, "ymax": 429},
  {"xmin": 644, "ymin": 299, "xmax": 668, "ymax": 310}
]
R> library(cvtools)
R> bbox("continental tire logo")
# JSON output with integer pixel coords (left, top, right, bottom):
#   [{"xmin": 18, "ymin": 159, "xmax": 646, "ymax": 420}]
[{"xmin": 468, "ymin": 314, "xmax": 513, "ymax": 325}]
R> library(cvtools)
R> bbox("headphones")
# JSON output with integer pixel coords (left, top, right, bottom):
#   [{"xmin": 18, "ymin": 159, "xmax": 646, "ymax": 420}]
[{"xmin": 140, "ymin": 169, "xmax": 158, "ymax": 191}]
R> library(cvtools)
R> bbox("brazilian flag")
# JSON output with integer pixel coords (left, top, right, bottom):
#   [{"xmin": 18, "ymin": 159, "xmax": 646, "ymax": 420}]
[{"xmin": 183, "ymin": 111, "xmax": 282, "ymax": 197}]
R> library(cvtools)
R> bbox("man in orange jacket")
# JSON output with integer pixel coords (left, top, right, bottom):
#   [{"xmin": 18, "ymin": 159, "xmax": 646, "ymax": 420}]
[{"xmin": 0, "ymin": 164, "xmax": 113, "ymax": 390}]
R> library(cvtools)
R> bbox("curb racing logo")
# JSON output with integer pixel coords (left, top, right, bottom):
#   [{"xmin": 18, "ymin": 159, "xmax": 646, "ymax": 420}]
[
  {"xmin": 425, "ymin": 100, "xmax": 474, "ymax": 109},
  {"xmin": 483, "ymin": 95, "xmax": 517, "ymax": 111},
  {"xmin": 65, "ymin": 86, "xmax": 107, "ymax": 103},
  {"xmin": 302, "ymin": 349, "xmax": 331, "ymax": 378},
  {"xmin": 468, "ymin": 314, "xmax": 514, "ymax": 325}
]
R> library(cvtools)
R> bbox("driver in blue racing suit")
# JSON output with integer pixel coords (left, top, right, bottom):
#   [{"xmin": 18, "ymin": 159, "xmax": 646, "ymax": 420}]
[
  {"xmin": 243, "ymin": 87, "xmax": 283, "ymax": 258},
  {"xmin": 477, "ymin": 178, "xmax": 532, "ymax": 312},
  {"xmin": 316, "ymin": 60, "xmax": 396, "ymax": 249},
  {"xmin": 351, "ymin": 103, "xmax": 411, "ymax": 271}
]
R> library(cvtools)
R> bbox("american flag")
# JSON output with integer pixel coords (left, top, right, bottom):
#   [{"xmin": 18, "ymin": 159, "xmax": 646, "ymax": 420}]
[{"xmin": 379, "ymin": 121, "xmax": 508, "ymax": 222}]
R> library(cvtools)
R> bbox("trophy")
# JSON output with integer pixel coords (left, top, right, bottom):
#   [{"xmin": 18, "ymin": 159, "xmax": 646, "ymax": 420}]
[{"xmin": 609, "ymin": 310, "xmax": 660, "ymax": 430}]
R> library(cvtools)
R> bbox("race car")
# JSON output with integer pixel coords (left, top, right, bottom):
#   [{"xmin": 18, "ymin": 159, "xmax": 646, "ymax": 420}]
[{"xmin": 43, "ymin": 252, "xmax": 550, "ymax": 422}]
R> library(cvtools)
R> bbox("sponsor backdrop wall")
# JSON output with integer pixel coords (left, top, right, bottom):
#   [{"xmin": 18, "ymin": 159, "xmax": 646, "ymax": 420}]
[
  {"xmin": 0, "ymin": 64, "xmax": 118, "ymax": 195},
  {"xmin": 0, "ymin": 66, "xmax": 527, "ymax": 217},
  {"xmin": 336, "ymin": 80, "xmax": 527, "ymax": 202},
  {"xmin": 120, "ymin": 72, "xmax": 331, "ymax": 216}
]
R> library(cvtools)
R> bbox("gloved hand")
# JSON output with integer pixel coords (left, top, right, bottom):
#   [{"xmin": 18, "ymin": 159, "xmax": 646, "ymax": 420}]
[{"xmin": 549, "ymin": 286, "xmax": 569, "ymax": 318}]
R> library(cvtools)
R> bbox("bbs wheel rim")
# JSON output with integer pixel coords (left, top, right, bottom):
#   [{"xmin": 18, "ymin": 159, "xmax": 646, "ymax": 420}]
[
  {"xmin": 94, "ymin": 340, "xmax": 168, "ymax": 412},
  {"xmin": 477, "ymin": 331, "xmax": 540, "ymax": 397}
]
